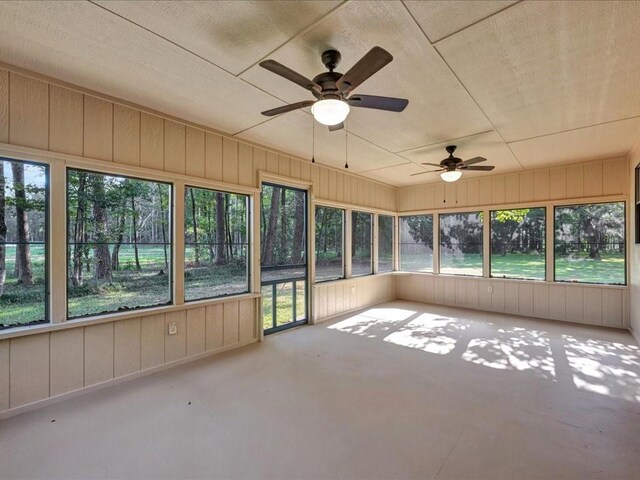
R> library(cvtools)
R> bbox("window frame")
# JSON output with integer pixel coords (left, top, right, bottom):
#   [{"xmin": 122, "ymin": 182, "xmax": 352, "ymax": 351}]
[
  {"xmin": 438, "ymin": 210, "xmax": 484, "ymax": 277},
  {"xmin": 314, "ymin": 204, "xmax": 345, "ymax": 284},
  {"xmin": 65, "ymin": 167, "xmax": 174, "ymax": 320},
  {"xmin": 184, "ymin": 184, "xmax": 251, "ymax": 303},
  {"xmin": 489, "ymin": 206, "xmax": 547, "ymax": 282},
  {"xmin": 0, "ymin": 157, "xmax": 50, "ymax": 330},
  {"xmin": 377, "ymin": 214, "xmax": 395, "ymax": 273},
  {"xmin": 553, "ymin": 200, "xmax": 626, "ymax": 286},
  {"xmin": 351, "ymin": 210, "xmax": 373, "ymax": 277},
  {"xmin": 399, "ymin": 214, "xmax": 434, "ymax": 273}
]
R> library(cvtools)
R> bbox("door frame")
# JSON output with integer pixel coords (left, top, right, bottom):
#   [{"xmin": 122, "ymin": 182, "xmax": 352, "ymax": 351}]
[{"xmin": 258, "ymin": 173, "xmax": 313, "ymax": 336}]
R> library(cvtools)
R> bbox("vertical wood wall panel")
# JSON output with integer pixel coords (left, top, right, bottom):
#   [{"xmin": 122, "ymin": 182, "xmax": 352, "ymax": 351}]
[
  {"xmin": 113, "ymin": 104, "xmax": 140, "ymax": 166},
  {"xmin": 114, "ymin": 318, "xmax": 141, "ymax": 377},
  {"xmin": 239, "ymin": 298, "xmax": 256, "ymax": 343},
  {"xmin": 0, "ymin": 69, "xmax": 7, "ymax": 143},
  {"xmin": 164, "ymin": 120, "xmax": 186, "ymax": 175},
  {"xmin": 185, "ymin": 126, "xmax": 205, "ymax": 178},
  {"xmin": 549, "ymin": 167, "xmax": 567, "ymax": 200},
  {"xmin": 278, "ymin": 155, "xmax": 291, "ymax": 178},
  {"xmin": 222, "ymin": 137, "xmax": 239, "ymax": 184},
  {"xmin": 566, "ymin": 165, "xmax": 584, "ymax": 198},
  {"xmin": 9, "ymin": 73, "xmax": 48, "ymax": 149},
  {"xmin": 186, "ymin": 307, "xmax": 206, "ymax": 356},
  {"xmin": 83, "ymin": 95, "xmax": 113, "ymax": 161},
  {"xmin": 603, "ymin": 158, "xmax": 625, "ymax": 195},
  {"xmin": 238, "ymin": 142, "xmax": 254, "ymax": 186},
  {"xmin": 583, "ymin": 162, "xmax": 603, "ymax": 197},
  {"xmin": 84, "ymin": 323, "xmax": 114, "ymax": 386},
  {"xmin": 519, "ymin": 172, "xmax": 534, "ymax": 202},
  {"xmin": 223, "ymin": 301, "xmax": 239, "ymax": 346},
  {"xmin": 140, "ymin": 113, "xmax": 164, "ymax": 171},
  {"xmin": 50, "ymin": 328, "xmax": 84, "ymax": 396},
  {"xmin": 205, "ymin": 132, "xmax": 223, "ymax": 181},
  {"xmin": 205, "ymin": 304, "xmax": 224, "ymax": 351},
  {"xmin": 49, "ymin": 85, "xmax": 83, "ymax": 155},
  {"xmin": 141, "ymin": 314, "xmax": 165, "ymax": 369},
  {"xmin": 165, "ymin": 311, "xmax": 187, "ymax": 363},
  {"xmin": 533, "ymin": 170, "xmax": 550, "ymax": 201},
  {"xmin": 0, "ymin": 341, "xmax": 8, "ymax": 411},
  {"xmin": 10, "ymin": 334, "xmax": 50, "ymax": 407}
]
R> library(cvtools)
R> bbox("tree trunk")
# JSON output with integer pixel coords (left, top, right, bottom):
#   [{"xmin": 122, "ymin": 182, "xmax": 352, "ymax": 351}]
[
  {"xmin": 0, "ymin": 163, "xmax": 6, "ymax": 296},
  {"xmin": 111, "ymin": 200, "xmax": 126, "ymax": 271},
  {"xmin": 72, "ymin": 172, "xmax": 87, "ymax": 287},
  {"xmin": 90, "ymin": 175, "xmax": 112, "ymax": 282},
  {"xmin": 11, "ymin": 162, "xmax": 33, "ymax": 284},
  {"xmin": 131, "ymin": 197, "xmax": 141, "ymax": 270},
  {"xmin": 225, "ymin": 197, "xmax": 233, "ymax": 260},
  {"xmin": 189, "ymin": 188, "xmax": 200, "ymax": 265},
  {"xmin": 261, "ymin": 187, "xmax": 280, "ymax": 265},
  {"xmin": 291, "ymin": 193, "xmax": 304, "ymax": 263},
  {"xmin": 215, "ymin": 192, "xmax": 226, "ymax": 265},
  {"xmin": 279, "ymin": 188, "xmax": 287, "ymax": 263},
  {"xmin": 158, "ymin": 184, "xmax": 168, "ymax": 269}
]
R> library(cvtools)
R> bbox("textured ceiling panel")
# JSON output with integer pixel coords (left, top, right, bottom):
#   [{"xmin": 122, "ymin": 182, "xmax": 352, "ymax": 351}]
[
  {"xmin": 94, "ymin": 0, "xmax": 341, "ymax": 75},
  {"xmin": 241, "ymin": 0, "xmax": 491, "ymax": 153},
  {"xmin": 399, "ymin": 130, "xmax": 522, "ymax": 183},
  {"xmin": 0, "ymin": 1, "xmax": 280, "ymax": 134},
  {"xmin": 403, "ymin": 0, "xmax": 518, "ymax": 43},
  {"xmin": 508, "ymin": 116, "xmax": 640, "ymax": 169},
  {"xmin": 359, "ymin": 162, "xmax": 435, "ymax": 186},
  {"xmin": 436, "ymin": 1, "xmax": 640, "ymax": 142},
  {"xmin": 237, "ymin": 110, "xmax": 407, "ymax": 173}
]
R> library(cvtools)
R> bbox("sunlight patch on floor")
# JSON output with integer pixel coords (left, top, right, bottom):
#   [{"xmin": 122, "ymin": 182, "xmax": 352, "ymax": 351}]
[
  {"xmin": 383, "ymin": 313, "xmax": 471, "ymax": 355},
  {"xmin": 563, "ymin": 335, "xmax": 640, "ymax": 402},
  {"xmin": 461, "ymin": 327, "xmax": 555, "ymax": 380}
]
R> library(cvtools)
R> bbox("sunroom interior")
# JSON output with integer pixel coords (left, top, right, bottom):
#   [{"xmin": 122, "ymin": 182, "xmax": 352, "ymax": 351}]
[{"xmin": 0, "ymin": 1, "xmax": 639, "ymax": 479}]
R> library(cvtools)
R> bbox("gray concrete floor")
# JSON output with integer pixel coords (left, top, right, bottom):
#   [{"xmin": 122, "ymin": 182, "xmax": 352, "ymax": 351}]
[{"xmin": 1, "ymin": 301, "xmax": 640, "ymax": 479}]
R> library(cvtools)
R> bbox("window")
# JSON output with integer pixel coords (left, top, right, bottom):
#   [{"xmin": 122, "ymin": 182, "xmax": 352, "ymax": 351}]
[
  {"xmin": 440, "ymin": 212, "xmax": 483, "ymax": 276},
  {"xmin": 400, "ymin": 215, "xmax": 433, "ymax": 272},
  {"xmin": 315, "ymin": 206, "xmax": 343, "ymax": 282},
  {"xmin": 491, "ymin": 208, "xmax": 546, "ymax": 280},
  {"xmin": 554, "ymin": 202, "xmax": 625, "ymax": 285},
  {"xmin": 67, "ymin": 169, "xmax": 172, "ymax": 318},
  {"xmin": 351, "ymin": 211, "xmax": 372, "ymax": 277},
  {"xmin": 0, "ymin": 158, "xmax": 48, "ymax": 329},
  {"xmin": 378, "ymin": 215, "xmax": 394, "ymax": 273},
  {"xmin": 185, "ymin": 186, "xmax": 249, "ymax": 301}
]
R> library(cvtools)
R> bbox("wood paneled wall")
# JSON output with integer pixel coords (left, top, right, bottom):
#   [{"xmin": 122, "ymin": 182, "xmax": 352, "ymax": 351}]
[
  {"xmin": 0, "ymin": 69, "xmax": 396, "ymax": 211},
  {"xmin": 0, "ymin": 297, "xmax": 258, "ymax": 416},
  {"xmin": 396, "ymin": 274, "xmax": 628, "ymax": 328},
  {"xmin": 398, "ymin": 157, "xmax": 627, "ymax": 212},
  {"xmin": 0, "ymin": 66, "xmax": 398, "ymax": 417},
  {"xmin": 314, "ymin": 274, "xmax": 397, "ymax": 322},
  {"xmin": 629, "ymin": 146, "xmax": 640, "ymax": 343}
]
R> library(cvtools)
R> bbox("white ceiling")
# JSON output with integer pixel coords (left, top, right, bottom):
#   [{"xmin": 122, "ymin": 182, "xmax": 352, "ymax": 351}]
[{"xmin": 0, "ymin": 0, "xmax": 639, "ymax": 186}]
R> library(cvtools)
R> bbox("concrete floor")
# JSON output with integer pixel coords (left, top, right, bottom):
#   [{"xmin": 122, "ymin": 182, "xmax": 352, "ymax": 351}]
[{"xmin": 1, "ymin": 301, "xmax": 640, "ymax": 479}]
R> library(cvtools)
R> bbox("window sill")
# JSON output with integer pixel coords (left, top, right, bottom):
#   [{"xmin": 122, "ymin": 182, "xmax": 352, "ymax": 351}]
[{"xmin": 0, "ymin": 292, "xmax": 261, "ymax": 340}]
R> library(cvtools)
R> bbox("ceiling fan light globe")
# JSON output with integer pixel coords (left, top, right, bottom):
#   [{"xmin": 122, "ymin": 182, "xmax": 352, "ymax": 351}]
[
  {"xmin": 440, "ymin": 170, "xmax": 462, "ymax": 182},
  {"xmin": 311, "ymin": 99, "xmax": 350, "ymax": 126}
]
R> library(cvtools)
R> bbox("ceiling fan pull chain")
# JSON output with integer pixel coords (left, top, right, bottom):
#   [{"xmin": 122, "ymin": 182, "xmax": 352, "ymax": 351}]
[
  {"xmin": 345, "ymin": 120, "xmax": 349, "ymax": 169},
  {"xmin": 311, "ymin": 116, "xmax": 315, "ymax": 163}
]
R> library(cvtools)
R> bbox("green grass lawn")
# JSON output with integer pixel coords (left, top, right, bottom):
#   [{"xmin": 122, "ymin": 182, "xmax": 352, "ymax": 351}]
[{"xmin": 262, "ymin": 281, "xmax": 306, "ymax": 331}]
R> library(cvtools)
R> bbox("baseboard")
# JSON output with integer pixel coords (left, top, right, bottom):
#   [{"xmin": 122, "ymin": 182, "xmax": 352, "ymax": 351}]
[{"xmin": 0, "ymin": 338, "xmax": 258, "ymax": 421}]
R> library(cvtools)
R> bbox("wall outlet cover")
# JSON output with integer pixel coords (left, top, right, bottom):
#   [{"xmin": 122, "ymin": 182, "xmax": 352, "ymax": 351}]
[
  {"xmin": 168, "ymin": 321, "xmax": 178, "ymax": 335},
  {"xmin": 488, "ymin": 286, "xmax": 493, "ymax": 294}
]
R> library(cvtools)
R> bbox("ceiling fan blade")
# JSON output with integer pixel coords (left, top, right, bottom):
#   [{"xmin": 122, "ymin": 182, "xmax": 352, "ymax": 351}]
[
  {"xmin": 259, "ymin": 60, "xmax": 321, "ymax": 93},
  {"xmin": 336, "ymin": 46, "xmax": 393, "ymax": 94},
  {"xmin": 348, "ymin": 94, "xmax": 408, "ymax": 112},
  {"xmin": 328, "ymin": 122, "xmax": 344, "ymax": 132},
  {"xmin": 461, "ymin": 156, "xmax": 487, "ymax": 166},
  {"xmin": 421, "ymin": 162, "xmax": 444, "ymax": 168},
  {"xmin": 410, "ymin": 171, "xmax": 437, "ymax": 176},
  {"xmin": 463, "ymin": 165, "xmax": 495, "ymax": 171},
  {"xmin": 261, "ymin": 100, "xmax": 316, "ymax": 117}
]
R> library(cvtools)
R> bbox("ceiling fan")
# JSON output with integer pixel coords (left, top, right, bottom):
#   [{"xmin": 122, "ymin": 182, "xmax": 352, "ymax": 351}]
[
  {"xmin": 259, "ymin": 47, "xmax": 409, "ymax": 130},
  {"xmin": 412, "ymin": 145, "xmax": 495, "ymax": 182}
]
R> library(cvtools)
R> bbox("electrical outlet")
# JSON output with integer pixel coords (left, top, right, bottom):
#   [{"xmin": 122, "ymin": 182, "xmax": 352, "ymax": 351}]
[
  {"xmin": 488, "ymin": 286, "xmax": 493, "ymax": 294},
  {"xmin": 168, "ymin": 321, "xmax": 178, "ymax": 335},
  {"xmin": 351, "ymin": 286, "xmax": 356, "ymax": 295}
]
